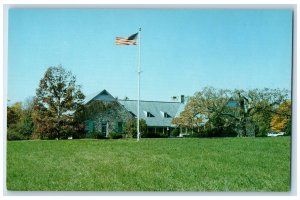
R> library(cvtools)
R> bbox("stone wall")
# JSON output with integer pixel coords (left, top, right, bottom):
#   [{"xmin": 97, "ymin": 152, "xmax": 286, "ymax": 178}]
[{"xmin": 88, "ymin": 103, "xmax": 133, "ymax": 135}]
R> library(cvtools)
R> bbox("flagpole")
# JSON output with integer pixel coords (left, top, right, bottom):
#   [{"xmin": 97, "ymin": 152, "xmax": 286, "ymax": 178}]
[{"xmin": 137, "ymin": 28, "xmax": 141, "ymax": 141}]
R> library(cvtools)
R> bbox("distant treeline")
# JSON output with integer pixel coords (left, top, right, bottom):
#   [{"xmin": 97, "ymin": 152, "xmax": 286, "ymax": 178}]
[{"xmin": 7, "ymin": 66, "xmax": 291, "ymax": 140}]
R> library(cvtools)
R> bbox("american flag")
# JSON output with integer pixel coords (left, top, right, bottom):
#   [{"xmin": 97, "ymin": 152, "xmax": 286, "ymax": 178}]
[{"xmin": 115, "ymin": 32, "xmax": 138, "ymax": 45}]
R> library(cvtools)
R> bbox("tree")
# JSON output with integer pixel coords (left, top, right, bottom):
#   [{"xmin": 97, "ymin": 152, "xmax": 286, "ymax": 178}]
[
  {"xmin": 76, "ymin": 100, "xmax": 119, "ymax": 122},
  {"xmin": 172, "ymin": 87, "xmax": 290, "ymax": 137},
  {"xmin": 270, "ymin": 100, "xmax": 291, "ymax": 133},
  {"xmin": 124, "ymin": 118, "xmax": 147, "ymax": 138},
  {"xmin": 7, "ymin": 98, "xmax": 35, "ymax": 140},
  {"xmin": 172, "ymin": 87, "xmax": 236, "ymax": 137},
  {"xmin": 7, "ymin": 102, "xmax": 25, "ymax": 140},
  {"xmin": 18, "ymin": 97, "xmax": 35, "ymax": 138},
  {"xmin": 172, "ymin": 98, "xmax": 205, "ymax": 132},
  {"xmin": 232, "ymin": 88, "xmax": 289, "ymax": 136},
  {"xmin": 7, "ymin": 102, "xmax": 23, "ymax": 128},
  {"xmin": 33, "ymin": 65, "xmax": 85, "ymax": 139}
]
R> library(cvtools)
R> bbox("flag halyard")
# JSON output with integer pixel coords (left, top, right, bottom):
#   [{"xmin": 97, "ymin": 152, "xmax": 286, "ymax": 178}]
[{"xmin": 115, "ymin": 32, "xmax": 138, "ymax": 45}]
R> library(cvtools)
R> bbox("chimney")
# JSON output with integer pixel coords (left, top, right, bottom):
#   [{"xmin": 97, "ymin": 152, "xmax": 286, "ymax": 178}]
[{"xmin": 180, "ymin": 95, "xmax": 185, "ymax": 103}]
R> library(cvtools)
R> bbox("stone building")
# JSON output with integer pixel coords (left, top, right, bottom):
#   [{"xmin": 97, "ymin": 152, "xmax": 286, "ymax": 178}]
[{"xmin": 84, "ymin": 89, "xmax": 186, "ymax": 137}]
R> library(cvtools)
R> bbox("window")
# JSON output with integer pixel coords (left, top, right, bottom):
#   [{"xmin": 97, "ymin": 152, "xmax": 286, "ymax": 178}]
[
  {"xmin": 147, "ymin": 112, "xmax": 154, "ymax": 117},
  {"xmin": 164, "ymin": 112, "xmax": 171, "ymax": 118},
  {"xmin": 117, "ymin": 122, "xmax": 123, "ymax": 133},
  {"xmin": 85, "ymin": 120, "xmax": 94, "ymax": 134},
  {"xmin": 161, "ymin": 111, "xmax": 171, "ymax": 118},
  {"xmin": 144, "ymin": 111, "xmax": 154, "ymax": 117}
]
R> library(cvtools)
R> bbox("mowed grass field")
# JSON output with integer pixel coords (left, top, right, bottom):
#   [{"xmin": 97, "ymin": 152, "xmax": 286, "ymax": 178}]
[{"xmin": 7, "ymin": 137, "xmax": 290, "ymax": 192}]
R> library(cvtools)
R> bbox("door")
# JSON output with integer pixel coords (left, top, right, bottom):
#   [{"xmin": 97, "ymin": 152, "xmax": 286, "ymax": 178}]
[{"xmin": 101, "ymin": 122, "xmax": 108, "ymax": 137}]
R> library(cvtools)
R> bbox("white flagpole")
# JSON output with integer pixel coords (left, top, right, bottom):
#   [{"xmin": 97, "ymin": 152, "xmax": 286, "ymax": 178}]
[{"xmin": 137, "ymin": 28, "xmax": 141, "ymax": 141}]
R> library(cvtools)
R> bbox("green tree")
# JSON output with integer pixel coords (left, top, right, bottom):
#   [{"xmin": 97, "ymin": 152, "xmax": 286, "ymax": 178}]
[
  {"xmin": 172, "ymin": 87, "xmax": 290, "ymax": 137},
  {"xmin": 232, "ymin": 88, "xmax": 289, "ymax": 136},
  {"xmin": 77, "ymin": 100, "xmax": 119, "ymax": 121},
  {"xmin": 7, "ymin": 98, "xmax": 35, "ymax": 140},
  {"xmin": 7, "ymin": 102, "xmax": 24, "ymax": 140},
  {"xmin": 7, "ymin": 102, "xmax": 23, "ymax": 128},
  {"xmin": 20, "ymin": 97, "xmax": 35, "ymax": 137},
  {"xmin": 284, "ymin": 117, "xmax": 292, "ymax": 135},
  {"xmin": 33, "ymin": 65, "xmax": 85, "ymax": 139},
  {"xmin": 172, "ymin": 87, "xmax": 236, "ymax": 137},
  {"xmin": 124, "ymin": 118, "xmax": 147, "ymax": 138}
]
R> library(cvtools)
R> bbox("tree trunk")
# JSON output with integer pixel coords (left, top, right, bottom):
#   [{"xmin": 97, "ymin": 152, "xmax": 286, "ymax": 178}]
[
  {"xmin": 241, "ymin": 117, "xmax": 247, "ymax": 137},
  {"xmin": 238, "ymin": 92, "xmax": 247, "ymax": 137}
]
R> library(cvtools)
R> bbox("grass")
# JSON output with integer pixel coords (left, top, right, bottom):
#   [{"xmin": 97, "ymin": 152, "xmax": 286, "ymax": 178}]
[{"xmin": 6, "ymin": 137, "xmax": 290, "ymax": 192}]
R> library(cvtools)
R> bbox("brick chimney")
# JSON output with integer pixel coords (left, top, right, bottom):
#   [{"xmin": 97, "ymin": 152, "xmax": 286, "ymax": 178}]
[{"xmin": 180, "ymin": 95, "xmax": 185, "ymax": 103}]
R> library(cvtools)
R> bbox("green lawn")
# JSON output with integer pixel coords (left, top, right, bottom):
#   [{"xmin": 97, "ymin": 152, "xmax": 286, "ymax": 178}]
[{"xmin": 6, "ymin": 137, "xmax": 290, "ymax": 192}]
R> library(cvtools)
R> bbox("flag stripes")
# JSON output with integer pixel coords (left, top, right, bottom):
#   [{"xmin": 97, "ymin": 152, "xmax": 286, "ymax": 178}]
[
  {"xmin": 115, "ymin": 32, "xmax": 138, "ymax": 45},
  {"xmin": 115, "ymin": 37, "xmax": 137, "ymax": 45}
]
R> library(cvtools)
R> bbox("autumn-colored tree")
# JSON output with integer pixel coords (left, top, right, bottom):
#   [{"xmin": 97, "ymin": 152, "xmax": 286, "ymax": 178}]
[
  {"xmin": 270, "ymin": 100, "xmax": 291, "ymax": 133},
  {"xmin": 171, "ymin": 102, "xmax": 204, "ymax": 131},
  {"xmin": 33, "ymin": 66, "xmax": 85, "ymax": 139}
]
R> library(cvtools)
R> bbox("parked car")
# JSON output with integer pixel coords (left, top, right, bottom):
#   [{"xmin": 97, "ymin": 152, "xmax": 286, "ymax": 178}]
[
  {"xmin": 267, "ymin": 132, "xmax": 286, "ymax": 137},
  {"xmin": 277, "ymin": 132, "xmax": 286, "ymax": 136}
]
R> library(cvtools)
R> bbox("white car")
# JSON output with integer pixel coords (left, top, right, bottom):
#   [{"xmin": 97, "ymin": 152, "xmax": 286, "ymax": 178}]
[{"xmin": 267, "ymin": 132, "xmax": 286, "ymax": 137}]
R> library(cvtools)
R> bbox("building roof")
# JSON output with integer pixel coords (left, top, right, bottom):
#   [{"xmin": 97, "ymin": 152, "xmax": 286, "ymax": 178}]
[
  {"xmin": 85, "ymin": 89, "xmax": 186, "ymax": 127},
  {"xmin": 84, "ymin": 89, "xmax": 116, "ymax": 104},
  {"xmin": 119, "ymin": 100, "xmax": 183, "ymax": 127}
]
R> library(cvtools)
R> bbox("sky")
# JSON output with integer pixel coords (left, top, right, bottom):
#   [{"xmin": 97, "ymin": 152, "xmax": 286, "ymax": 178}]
[{"xmin": 7, "ymin": 8, "xmax": 293, "ymax": 104}]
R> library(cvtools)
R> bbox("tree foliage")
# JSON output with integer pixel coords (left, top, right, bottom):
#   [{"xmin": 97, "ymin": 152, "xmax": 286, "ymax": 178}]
[
  {"xmin": 172, "ymin": 87, "xmax": 290, "ymax": 137},
  {"xmin": 33, "ymin": 66, "xmax": 85, "ymax": 139},
  {"xmin": 231, "ymin": 88, "xmax": 289, "ymax": 136},
  {"xmin": 76, "ymin": 100, "xmax": 119, "ymax": 122},
  {"xmin": 7, "ymin": 102, "xmax": 23, "ymax": 128},
  {"xmin": 171, "ymin": 95, "xmax": 205, "ymax": 130},
  {"xmin": 172, "ymin": 87, "xmax": 237, "ymax": 137},
  {"xmin": 270, "ymin": 100, "xmax": 291, "ymax": 133},
  {"xmin": 124, "ymin": 118, "xmax": 147, "ymax": 138},
  {"xmin": 7, "ymin": 98, "xmax": 35, "ymax": 140}
]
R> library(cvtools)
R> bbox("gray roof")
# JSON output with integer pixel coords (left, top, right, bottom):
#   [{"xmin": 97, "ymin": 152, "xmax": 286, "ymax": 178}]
[
  {"xmin": 119, "ymin": 100, "xmax": 183, "ymax": 127},
  {"xmin": 85, "ymin": 89, "xmax": 186, "ymax": 127},
  {"xmin": 84, "ymin": 89, "xmax": 116, "ymax": 104}
]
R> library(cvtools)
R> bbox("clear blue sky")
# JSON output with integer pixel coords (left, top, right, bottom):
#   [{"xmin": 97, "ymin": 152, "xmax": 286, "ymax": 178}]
[{"xmin": 8, "ymin": 9, "xmax": 293, "ymax": 103}]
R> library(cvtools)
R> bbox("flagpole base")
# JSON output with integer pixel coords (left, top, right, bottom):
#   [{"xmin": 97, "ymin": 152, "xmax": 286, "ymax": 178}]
[{"xmin": 137, "ymin": 132, "xmax": 141, "ymax": 141}]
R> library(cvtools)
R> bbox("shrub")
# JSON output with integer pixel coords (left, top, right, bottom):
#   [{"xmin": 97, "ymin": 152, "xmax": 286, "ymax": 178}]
[
  {"xmin": 143, "ymin": 132, "xmax": 163, "ymax": 138},
  {"xmin": 108, "ymin": 133, "xmax": 123, "ymax": 139},
  {"xmin": 7, "ymin": 129, "xmax": 26, "ymax": 141},
  {"xmin": 199, "ymin": 126, "xmax": 238, "ymax": 138},
  {"xmin": 256, "ymin": 132, "xmax": 267, "ymax": 137},
  {"xmin": 91, "ymin": 132, "xmax": 107, "ymax": 139},
  {"xmin": 284, "ymin": 119, "xmax": 291, "ymax": 136},
  {"xmin": 124, "ymin": 119, "xmax": 147, "ymax": 138},
  {"xmin": 170, "ymin": 128, "xmax": 180, "ymax": 137}
]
